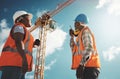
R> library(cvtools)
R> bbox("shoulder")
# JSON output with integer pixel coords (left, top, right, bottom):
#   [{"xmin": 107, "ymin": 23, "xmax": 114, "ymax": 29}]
[
  {"xmin": 82, "ymin": 27, "xmax": 91, "ymax": 34},
  {"xmin": 13, "ymin": 25, "xmax": 25, "ymax": 34}
]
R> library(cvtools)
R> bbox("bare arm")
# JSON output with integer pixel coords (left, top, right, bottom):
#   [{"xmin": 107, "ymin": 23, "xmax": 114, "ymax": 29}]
[
  {"xmin": 12, "ymin": 26, "xmax": 28, "ymax": 73},
  {"xmin": 13, "ymin": 32, "xmax": 27, "ymax": 61}
]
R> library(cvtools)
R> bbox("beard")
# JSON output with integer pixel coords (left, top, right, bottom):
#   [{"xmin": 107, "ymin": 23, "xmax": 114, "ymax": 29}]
[{"xmin": 75, "ymin": 25, "xmax": 84, "ymax": 31}]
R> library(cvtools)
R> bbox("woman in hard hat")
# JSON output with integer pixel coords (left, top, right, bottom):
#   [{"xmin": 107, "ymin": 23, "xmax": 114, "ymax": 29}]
[
  {"xmin": 0, "ymin": 10, "xmax": 41, "ymax": 79},
  {"xmin": 69, "ymin": 13, "xmax": 101, "ymax": 79}
]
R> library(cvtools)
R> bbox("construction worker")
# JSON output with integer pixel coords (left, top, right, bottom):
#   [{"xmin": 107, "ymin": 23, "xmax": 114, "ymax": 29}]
[
  {"xmin": 0, "ymin": 10, "xmax": 42, "ymax": 79},
  {"xmin": 69, "ymin": 13, "xmax": 101, "ymax": 79}
]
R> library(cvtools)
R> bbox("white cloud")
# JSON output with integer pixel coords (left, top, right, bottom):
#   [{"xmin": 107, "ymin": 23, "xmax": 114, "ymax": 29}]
[
  {"xmin": 103, "ymin": 46, "xmax": 120, "ymax": 61},
  {"xmin": 31, "ymin": 26, "xmax": 67, "ymax": 57},
  {"xmin": 0, "ymin": 19, "xmax": 10, "ymax": 53},
  {"xmin": 45, "ymin": 59, "xmax": 56, "ymax": 70},
  {"xmin": 46, "ymin": 28, "xmax": 67, "ymax": 56},
  {"xmin": 0, "ymin": 19, "xmax": 8, "ymax": 28},
  {"xmin": 0, "ymin": 28, "xmax": 10, "ymax": 40},
  {"xmin": 96, "ymin": 0, "xmax": 120, "ymax": 16},
  {"xmin": 96, "ymin": 0, "xmax": 110, "ymax": 8}
]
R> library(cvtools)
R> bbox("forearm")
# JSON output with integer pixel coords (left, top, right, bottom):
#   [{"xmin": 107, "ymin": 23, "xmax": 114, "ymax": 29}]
[
  {"xmin": 12, "ymin": 30, "xmax": 26, "ymax": 60},
  {"xmin": 70, "ymin": 37, "xmax": 77, "ymax": 53},
  {"xmin": 80, "ymin": 48, "xmax": 93, "ymax": 65},
  {"xmin": 12, "ymin": 26, "xmax": 28, "ymax": 73}
]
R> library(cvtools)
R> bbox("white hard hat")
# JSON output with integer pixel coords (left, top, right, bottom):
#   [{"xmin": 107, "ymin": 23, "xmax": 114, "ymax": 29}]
[{"xmin": 13, "ymin": 10, "xmax": 33, "ymax": 22}]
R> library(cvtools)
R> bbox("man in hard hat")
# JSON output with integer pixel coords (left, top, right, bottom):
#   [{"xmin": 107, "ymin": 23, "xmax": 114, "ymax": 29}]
[
  {"xmin": 69, "ymin": 13, "xmax": 101, "ymax": 79},
  {"xmin": 0, "ymin": 10, "xmax": 44, "ymax": 79}
]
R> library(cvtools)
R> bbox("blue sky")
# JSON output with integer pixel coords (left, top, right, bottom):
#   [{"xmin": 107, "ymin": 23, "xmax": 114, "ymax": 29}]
[{"xmin": 1, "ymin": 0, "xmax": 120, "ymax": 79}]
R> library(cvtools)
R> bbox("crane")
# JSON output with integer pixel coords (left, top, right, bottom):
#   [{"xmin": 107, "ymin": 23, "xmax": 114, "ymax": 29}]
[{"xmin": 29, "ymin": 0, "xmax": 76, "ymax": 79}]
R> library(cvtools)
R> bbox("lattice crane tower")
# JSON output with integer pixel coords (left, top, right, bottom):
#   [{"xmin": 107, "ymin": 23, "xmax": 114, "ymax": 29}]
[{"xmin": 29, "ymin": 0, "xmax": 75, "ymax": 79}]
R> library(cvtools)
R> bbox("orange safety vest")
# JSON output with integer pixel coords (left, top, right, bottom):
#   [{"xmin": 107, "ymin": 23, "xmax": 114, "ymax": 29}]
[
  {"xmin": 0, "ymin": 23, "xmax": 34, "ymax": 71},
  {"xmin": 71, "ymin": 27, "xmax": 100, "ymax": 70}
]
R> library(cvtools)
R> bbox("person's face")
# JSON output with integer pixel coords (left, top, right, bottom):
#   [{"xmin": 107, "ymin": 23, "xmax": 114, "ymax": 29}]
[
  {"xmin": 74, "ymin": 22, "xmax": 83, "ymax": 31},
  {"xmin": 26, "ymin": 15, "xmax": 32, "ymax": 26}
]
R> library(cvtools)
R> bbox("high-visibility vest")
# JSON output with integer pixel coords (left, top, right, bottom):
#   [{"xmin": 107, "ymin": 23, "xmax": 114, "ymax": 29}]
[
  {"xmin": 0, "ymin": 23, "xmax": 34, "ymax": 71},
  {"xmin": 71, "ymin": 27, "xmax": 100, "ymax": 70}
]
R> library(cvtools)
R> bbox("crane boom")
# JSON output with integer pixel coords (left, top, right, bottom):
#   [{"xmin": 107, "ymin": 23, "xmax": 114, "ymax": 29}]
[
  {"xmin": 29, "ymin": 0, "xmax": 75, "ymax": 32},
  {"xmin": 48, "ymin": 0, "xmax": 75, "ymax": 17}
]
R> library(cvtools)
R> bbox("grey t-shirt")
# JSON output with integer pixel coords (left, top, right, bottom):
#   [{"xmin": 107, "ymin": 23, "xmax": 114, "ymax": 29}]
[{"xmin": 13, "ymin": 26, "xmax": 25, "ymax": 34}]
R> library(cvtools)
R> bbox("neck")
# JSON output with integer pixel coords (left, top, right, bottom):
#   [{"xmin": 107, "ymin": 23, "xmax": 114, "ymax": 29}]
[{"xmin": 79, "ymin": 25, "xmax": 86, "ymax": 31}]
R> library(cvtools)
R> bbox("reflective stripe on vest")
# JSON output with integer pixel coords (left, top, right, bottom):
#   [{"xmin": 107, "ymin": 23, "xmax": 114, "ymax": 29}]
[
  {"xmin": 2, "ymin": 26, "xmax": 32, "ymax": 56},
  {"xmin": 2, "ymin": 46, "xmax": 32, "ymax": 56},
  {"xmin": 72, "ymin": 35, "xmax": 83, "ymax": 56}
]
